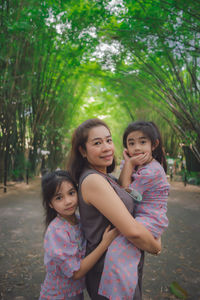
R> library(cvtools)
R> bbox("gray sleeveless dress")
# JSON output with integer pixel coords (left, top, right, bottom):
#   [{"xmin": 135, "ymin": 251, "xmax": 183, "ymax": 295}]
[{"xmin": 78, "ymin": 168, "xmax": 144, "ymax": 300}]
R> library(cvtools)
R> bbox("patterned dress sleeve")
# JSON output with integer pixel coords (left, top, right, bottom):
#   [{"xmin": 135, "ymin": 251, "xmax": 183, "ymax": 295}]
[
  {"xmin": 130, "ymin": 163, "xmax": 169, "ymax": 195},
  {"xmin": 44, "ymin": 224, "xmax": 81, "ymax": 278},
  {"xmin": 120, "ymin": 159, "xmax": 125, "ymax": 170},
  {"xmin": 129, "ymin": 162, "xmax": 169, "ymax": 238}
]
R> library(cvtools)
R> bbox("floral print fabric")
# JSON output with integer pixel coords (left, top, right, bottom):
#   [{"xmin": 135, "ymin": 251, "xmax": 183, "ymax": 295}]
[
  {"xmin": 39, "ymin": 215, "xmax": 86, "ymax": 299},
  {"xmin": 98, "ymin": 160, "xmax": 169, "ymax": 299}
]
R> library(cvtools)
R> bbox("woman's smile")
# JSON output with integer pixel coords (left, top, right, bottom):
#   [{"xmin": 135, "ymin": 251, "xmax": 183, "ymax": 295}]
[
  {"xmin": 84, "ymin": 125, "xmax": 115, "ymax": 173},
  {"xmin": 100, "ymin": 154, "xmax": 113, "ymax": 160}
]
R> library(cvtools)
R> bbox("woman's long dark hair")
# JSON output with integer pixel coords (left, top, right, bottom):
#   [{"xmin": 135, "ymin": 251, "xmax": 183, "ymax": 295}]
[
  {"xmin": 123, "ymin": 121, "xmax": 167, "ymax": 172},
  {"xmin": 67, "ymin": 118, "xmax": 116, "ymax": 183},
  {"xmin": 41, "ymin": 170, "xmax": 77, "ymax": 229}
]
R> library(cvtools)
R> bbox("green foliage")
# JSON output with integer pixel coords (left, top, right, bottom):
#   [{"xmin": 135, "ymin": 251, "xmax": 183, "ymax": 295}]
[
  {"xmin": 11, "ymin": 152, "xmax": 26, "ymax": 181},
  {"xmin": 91, "ymin": 0, "xmax": 200, "ymax": 161},
  {"xmin": 170, "ymin": 281, "xmax": 188, "ymax": 299},
  {"xmin": 1, "ymin": 0, "xmax": 199, "ymax": 185},
  {"xmin": 0, "ymin": 0, "xmax": 102, "ymax": 180}
]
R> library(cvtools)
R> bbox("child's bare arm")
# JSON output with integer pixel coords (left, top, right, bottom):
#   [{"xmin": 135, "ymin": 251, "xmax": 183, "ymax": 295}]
[
  {"xmin": 119, "ymin": 149, "xmax": 151, "ymax": 188},
  {"xmin": 73, "ymin": 226, "xmax": 118, "ymax": 280},
  {"xmin": 119, "ymin": 149, "xmax": 134, "ymax": 188}
]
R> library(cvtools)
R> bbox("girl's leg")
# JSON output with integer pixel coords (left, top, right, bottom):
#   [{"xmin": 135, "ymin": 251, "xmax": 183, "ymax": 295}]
[
  {"xmin": 86, "ymin": 269, "xmax": 108, "ymax": 300},
  {"xmin": 133, "ymin": 251, "xmax": 144, "ymax": 300},
  {"xmin": 68, "ymin": 293, "xmax": 84, "ymax": 300},
  {"xmin": 99, "ymin": 235, "xmax": 142, "ymax": 299}
]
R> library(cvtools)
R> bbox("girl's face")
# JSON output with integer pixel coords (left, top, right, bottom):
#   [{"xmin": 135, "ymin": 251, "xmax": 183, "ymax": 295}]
[
  {"xmin": 82, "ymin": 125, "xmax": 115, "ymax": 174},
  {"xmin": 50, "ymin": 181, "xmax": 78, "ymax": 222},
  {"xmin": 126, "ymin": 130, "xmax": 154, "ymax": 160}
]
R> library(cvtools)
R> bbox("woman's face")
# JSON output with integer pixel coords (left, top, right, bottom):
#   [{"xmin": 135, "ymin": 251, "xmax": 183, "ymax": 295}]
[{"xmin": 83, "ymin": 125, "xmax": 115, "ymax": 173}]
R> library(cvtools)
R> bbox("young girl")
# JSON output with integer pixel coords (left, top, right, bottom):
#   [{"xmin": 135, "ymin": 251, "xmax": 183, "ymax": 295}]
[
  {"xmin": 98, "ymin": 121, "xmax": 169, "ymax": 299},
  {"xmin": 39, "ymin": 170, "xmax": 118, "ymax": 300}
]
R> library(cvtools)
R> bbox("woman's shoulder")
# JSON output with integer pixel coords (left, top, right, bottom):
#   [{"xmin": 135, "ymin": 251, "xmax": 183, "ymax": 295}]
[
  {"xmin": 81, "ymin": 172, "xmax": 108, "ymax": 190},
  {"xmin": 79, "ymin": 168, "xmax": 107, "ymax": 185}
]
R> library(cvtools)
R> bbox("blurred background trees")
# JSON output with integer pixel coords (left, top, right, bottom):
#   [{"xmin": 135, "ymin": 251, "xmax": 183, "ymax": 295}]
[{"xmin": 0, "ymin": 0, "xmax": 199, "ymax": 189}]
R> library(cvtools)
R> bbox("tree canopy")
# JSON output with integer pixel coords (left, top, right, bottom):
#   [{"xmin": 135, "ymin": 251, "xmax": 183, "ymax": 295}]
[{"xmin": 0, "ymin": 0, "xmax": 199, "ymax": 188}]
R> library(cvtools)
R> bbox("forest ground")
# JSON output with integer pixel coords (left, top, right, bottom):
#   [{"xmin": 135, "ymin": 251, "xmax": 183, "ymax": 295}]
[{"xmin": 0, "ymin": 177, "xmax": 200, "ymax": 300}]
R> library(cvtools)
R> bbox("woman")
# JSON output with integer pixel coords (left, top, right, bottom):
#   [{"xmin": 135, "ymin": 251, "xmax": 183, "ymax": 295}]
[{"xmin": 67, "ymin": 118, "xmax": 161, "ymax": 300}]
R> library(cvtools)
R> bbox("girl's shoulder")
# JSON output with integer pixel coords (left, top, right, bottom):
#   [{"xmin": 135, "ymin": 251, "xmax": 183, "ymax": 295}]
[
  {"xmin": 149, "ymin": 159, "xmax": 164, "ymax": 171},
  {"xmin": 47, "ymin": 216, "xmax": 61, "ymax": 229},
  {"xmin": 138, "ymin": 160, "xmax": 164, "ymax": 176},
  {"xmin": 46, "ymin": 216, "xmax": 73, "ymax": 235},
  {"xmin": 134, "ymin": 160, "xmax": 169, "ymax": 190},
  {"xmin": 45, "ymin": 216, "xmax": 82, "ymax": 244}
]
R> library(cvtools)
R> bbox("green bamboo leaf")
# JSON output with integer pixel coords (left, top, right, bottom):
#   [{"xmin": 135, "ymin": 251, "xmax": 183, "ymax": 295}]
[{"xmin": 170, "ymin": 281, "xmax": 188, "ymax": 299}]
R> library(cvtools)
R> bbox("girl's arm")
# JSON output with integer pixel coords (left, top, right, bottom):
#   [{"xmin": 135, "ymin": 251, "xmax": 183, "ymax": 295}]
[
  {"xmin": 118, "ymin": 149, "xmax": 135, "ymax": 188},
  {"xmin": 81, "ymin": 174, "xmax": 161, "ymax": 255},
  {"xmin": 118, "ymin": 159, "xmax": 133, "ymax": 189},
  {"xmin": 73, "ymin": 226, "xmax": 118, "ymax": 280},
  {"xmin": 119, "ymin": 149, "xmax": 151, "ymax": 189}
]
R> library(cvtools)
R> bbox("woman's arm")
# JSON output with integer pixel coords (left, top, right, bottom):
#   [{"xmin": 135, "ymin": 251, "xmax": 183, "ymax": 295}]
[
  {"xmin": 81, "ymin": 174, "xmax": 161, "ymax": 254},
  {"xmin": 73, "ymin": 226, "xmax": 118, "ymax": 280}
]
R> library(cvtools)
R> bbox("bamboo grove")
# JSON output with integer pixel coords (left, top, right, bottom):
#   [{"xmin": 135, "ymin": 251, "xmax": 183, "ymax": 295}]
[{"xmin": 0, "ymin": 0, "xmax": 200, "ymax": 190}]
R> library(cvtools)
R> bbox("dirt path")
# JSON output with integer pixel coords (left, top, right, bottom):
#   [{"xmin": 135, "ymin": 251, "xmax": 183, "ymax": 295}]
[{"xmin": 0, "ymin": 179, "xmax": 200, "ymax": 300}]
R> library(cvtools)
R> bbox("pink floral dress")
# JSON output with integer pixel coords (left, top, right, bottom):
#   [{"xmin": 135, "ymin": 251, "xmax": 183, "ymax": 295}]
[
  {"xmin": 98, "ymin": 160, "xmax": 169, "ymax": 299},
  {"xmin": 39, "ymin": 215, "xmax": 86, "ymax": 300}
]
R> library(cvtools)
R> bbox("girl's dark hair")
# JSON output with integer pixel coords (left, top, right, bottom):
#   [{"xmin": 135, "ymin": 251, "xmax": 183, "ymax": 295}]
[
  {"xmin": 123, "ymin": 121, "xmax": 167, "ymax": 172},
  {"xmin": 41, "ymin": 170, "xmax": 77, "ymax": 229},
  {"xmin": 67, "ymin": 118, "xmax": 116, "ymax": 183}
]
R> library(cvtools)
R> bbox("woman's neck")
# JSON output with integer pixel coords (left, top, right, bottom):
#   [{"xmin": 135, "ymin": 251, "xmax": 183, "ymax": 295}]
[{"xmin": 89, "ymin": 164, "xmax": 107, "ymax": 174}]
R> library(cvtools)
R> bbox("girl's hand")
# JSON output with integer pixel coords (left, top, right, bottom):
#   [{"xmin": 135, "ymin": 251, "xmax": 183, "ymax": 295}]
[
  {"xmin": 129, "ymin": 152, "xmax": 152, "ymax": 168},
  {"xmin": 123, "ymin": 149, "xmax": 152, "ymax": 168},
  {"xmin": 73, "ymin": 226, "xmax": 118, "ymax": 280},
  {"xmin": 101, "ymin": 225, "xmax": 119, "ymax": 248},
  {"xmin": 123, "ymin": 148, "xmax": 131, "ymax": 161}
]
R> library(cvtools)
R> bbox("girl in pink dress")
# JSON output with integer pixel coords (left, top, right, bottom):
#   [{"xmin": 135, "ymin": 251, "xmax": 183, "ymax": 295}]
[
  {"xmin": 99, "ymin": 121, "xmax": 169, "ymax": 299},
  {"xmin": 39, "ymin": 170, "xmax": 118, "ymax": 300}
]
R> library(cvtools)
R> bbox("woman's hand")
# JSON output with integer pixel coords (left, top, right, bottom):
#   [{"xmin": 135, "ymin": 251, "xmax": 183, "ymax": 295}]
[
  {"xmin": 153, "ymin": 236, "xmax": 162, "ymax": 255},
  {"xmin": 101, "ymin": 225, "xmax": 119, "ymax": 248}
]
